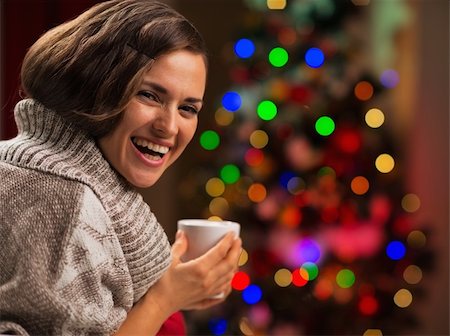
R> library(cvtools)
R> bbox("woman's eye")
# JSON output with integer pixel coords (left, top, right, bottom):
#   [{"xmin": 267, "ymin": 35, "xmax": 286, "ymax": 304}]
[
  {"xmin": 180, "ymin": 105, "xmax": 199, "ymax": 115},
  {"xmin": 137, "ymin": 90, "xmax": 158, "ymax": 102}
]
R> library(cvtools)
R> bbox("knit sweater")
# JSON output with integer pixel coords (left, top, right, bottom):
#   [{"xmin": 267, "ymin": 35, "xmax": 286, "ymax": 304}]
[{"xmin": 0, "ymin": 99, "xmax": 172, "ymax": 335}]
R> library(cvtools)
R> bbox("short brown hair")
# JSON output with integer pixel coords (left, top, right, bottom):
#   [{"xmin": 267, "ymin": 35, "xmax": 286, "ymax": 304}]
[{"xmin": 21, "ymin": 0, "xmax": 208, "ymax": 137}]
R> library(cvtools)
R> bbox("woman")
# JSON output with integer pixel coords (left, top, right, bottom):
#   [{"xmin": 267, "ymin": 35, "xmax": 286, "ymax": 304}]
[{"xmin": 0, "ymin": 1, "xmax": 242, "ymax": 335}]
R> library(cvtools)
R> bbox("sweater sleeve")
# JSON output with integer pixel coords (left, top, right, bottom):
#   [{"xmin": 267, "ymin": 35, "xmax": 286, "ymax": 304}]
[{"xmin": 0, "ymin": 171, "xmax": 134, "ymax": 335}]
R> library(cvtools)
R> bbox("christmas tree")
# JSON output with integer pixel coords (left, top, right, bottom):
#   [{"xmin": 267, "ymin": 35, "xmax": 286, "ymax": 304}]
[{"xmin": 178, "ymin": 0, "xmax": 434, "ymax": 334}]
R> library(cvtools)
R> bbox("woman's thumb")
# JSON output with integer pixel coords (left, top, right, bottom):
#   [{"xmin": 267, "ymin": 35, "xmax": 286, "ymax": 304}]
[{"xmin": 171, "ymin": 230, "xmax": 188, "ymax": 260}]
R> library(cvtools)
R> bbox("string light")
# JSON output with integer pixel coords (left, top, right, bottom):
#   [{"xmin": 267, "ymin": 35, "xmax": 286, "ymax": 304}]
[
  {"xmin": 222, "ymin": 91, "xmax": 242, "ymax": 112},
  {"xmin": 200, "ymin": 130, "xmax": 220, "ymax": 150},
  {"xmin": 315, "ymin": 116, "xmax": 335, "ymax": 136},
  {"xmin": 234, "ymin": 38, "xmax": 256, "ymax": 59},
  {"xmin": 365, "ymin": 108, "xmax": 385, "ymax": 128},
  {"xmin": 257, "ymin": 100, "xmax": 277, "ymax": 121},
  {"xmin": 393, "ymin": 288, "xmax": 413, "ymax": 308},
  {"xmin": 336, "ymin": 269, "xmax": 356, "ymax": 288},
  {"xmin": 354, "ymin": 81, "xmax": 374, "ymax": 101},
  {"xmin": 274, "ymin": 268, "xmax": 292, "ymax": 287},
  {"xmin": 305, "ymin": 47, "xmax": 325, "ymax": 68},
  {"xmin": 268, "ymin": 47, "xmax": 289, "ymax": 67},
  {"xmin": 375, "ymin": 153, "xmax": 395, "ymax": 173},
  {"xmin": 401, "ymin": 193, "xmax": 421, "ymax": 213}
]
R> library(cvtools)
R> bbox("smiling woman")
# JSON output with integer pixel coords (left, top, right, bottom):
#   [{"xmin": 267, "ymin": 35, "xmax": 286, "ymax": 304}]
[{"xmin": 0, "ymin": 1, "xmax": 241, "ymax": 335}]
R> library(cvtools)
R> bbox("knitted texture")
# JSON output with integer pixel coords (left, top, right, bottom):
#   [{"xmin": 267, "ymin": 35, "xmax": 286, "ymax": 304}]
[{"xmin": 0, "ymin": 99, "xmax": 172, "ymax": 335}]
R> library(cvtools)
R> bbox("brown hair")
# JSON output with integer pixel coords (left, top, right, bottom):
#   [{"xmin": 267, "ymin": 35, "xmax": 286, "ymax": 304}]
[{"xmin": 21, "ymin": 0, "xmax": 208, "ymax": 137}]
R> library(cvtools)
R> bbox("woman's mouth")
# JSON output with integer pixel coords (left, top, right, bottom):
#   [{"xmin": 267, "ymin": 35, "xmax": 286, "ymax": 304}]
[{"xmin": 131, "ymin": 137, "xmax": 170, "ymax": 161}]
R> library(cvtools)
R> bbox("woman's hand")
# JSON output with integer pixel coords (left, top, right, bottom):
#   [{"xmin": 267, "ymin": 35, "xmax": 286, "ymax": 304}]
[{"xmin": 145, "ymin": 230, "xmax": 242, "ymax": 315}]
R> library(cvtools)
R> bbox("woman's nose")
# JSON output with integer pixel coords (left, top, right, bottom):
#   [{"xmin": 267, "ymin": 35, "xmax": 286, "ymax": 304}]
[{"xmin": 152, "ymin": 106, "xmax": 178, "ymax": 137}]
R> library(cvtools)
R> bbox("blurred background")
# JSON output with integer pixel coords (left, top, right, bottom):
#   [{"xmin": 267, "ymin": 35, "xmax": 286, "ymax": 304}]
[{"xmin": 1, "ymin": 0, "xmax": 448, "ymax": 335}]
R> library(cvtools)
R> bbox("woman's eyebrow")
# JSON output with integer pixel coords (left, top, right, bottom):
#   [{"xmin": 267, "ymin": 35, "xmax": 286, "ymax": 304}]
[{"xmin": 141, "ymin": 81, "xmax": 204, "ymax": 105}]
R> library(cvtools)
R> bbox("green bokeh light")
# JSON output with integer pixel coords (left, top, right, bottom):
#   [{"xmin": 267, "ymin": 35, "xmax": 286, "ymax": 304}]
[
  {"xmin": 220, "ymin": 164, "xmax": 240, "ymax": 184},
  {"xmin": 315, "ymin": 116, "xmax": 335, "ymax": 136},
  {"xmin": 257, "ymin": 100, "xmax": 278, "ymax": 121},
  {"xmin": 200, "ymin": 130, "xmax": 220, "ymax": 150},
  {"xmin": 269, "ymin": 47, "xmax": 289, "ymax": 67},
  {"xmin": 301, "ymin": 262, "xmax": 319, "ymax": 281},
  {"xmin": 336, "ymin": 269, "xmax": 355, "ymax": 288}
]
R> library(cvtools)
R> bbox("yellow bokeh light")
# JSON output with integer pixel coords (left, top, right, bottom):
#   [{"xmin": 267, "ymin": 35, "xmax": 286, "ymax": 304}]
[
  {"xmin": 239, "ymin": 317, "xmax": 254, "ymax": 336},
  {"xmin": 393, "ymin": 288, "xmax": 413, "ymax": 308},
  {"xmin": 375, "ymin": 153, "xmax": 395, "ymax": 173},
  {"xmin": 205, "ymin": 177, "xmax": 226, "ymax": 197},
  {"xmin": 363, "ymin": 329, "xmax": 383, "ymax": 336},
  {"xmin": 267, "ymin": 0, "xmax": 286, "ymax": 10},
  {"xmin": 274, "ymin": 268, "xmax": 292, "ymax": 287},
  {"xmin": 351, "ymin": 176, "xmax": 370, "ymax": 195},
  {"xmin": 250, "ymin": 130, "xmax": 269, "ymax": 149},
  {"xmin": 401, "ymin": 193, "xmax": 421, "ymax": 213},
  {"xmin": 209, "ymin": 197, "xmax": 229, "ymax": 217},
  {"xmin": 248, "ymin": 183, "xmax": 267, "ymax": 203},
  {"xmin": 365, "ymin": 108, "xmax": 385, "ymax": 128},
  {"xmin": 403, "ymin": 265, "xmax": 423, "ymax": 284},
  {"xmin": 215, "ymin": 107, "xmax": 234, "ymax": 126},
  {"xmin": 407, "ymin": 230, "xmax": 427, "ymax": 248},
  {"xmin": 239, "ymin": 248, "xmax": 249, "ymax": 266}
]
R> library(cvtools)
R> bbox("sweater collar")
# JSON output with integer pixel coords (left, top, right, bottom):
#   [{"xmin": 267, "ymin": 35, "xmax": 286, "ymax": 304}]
[{"xmin": 0, "ymin": 99, "xmax": 133, "ymax": 201}]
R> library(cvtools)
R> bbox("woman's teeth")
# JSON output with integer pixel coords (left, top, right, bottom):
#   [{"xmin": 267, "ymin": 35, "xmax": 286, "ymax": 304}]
[{"xmin": 132, "ymin": 137, "xmax": 170, "ymax": 160}]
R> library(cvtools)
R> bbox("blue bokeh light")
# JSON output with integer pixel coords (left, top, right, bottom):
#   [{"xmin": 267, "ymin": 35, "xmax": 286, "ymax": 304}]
[
  {"xmin": 221, "ymin": 91, "xmax": 242, "ymax": 112},
  {"xmin": 305, "ymin": 47, "xmax": 325, "ymax": 68},
  {"xmin": 208, "ymin": 318, "xmax": 227, "ymax": 335},
  {"xmin": 386, "ymin": 240, "xmax": 406, "ymax": 260},
  {"xmin": 279, "ymin": 171, "xmax": 296, "ymax": 189},
  {"xmin": 380, "ymin": 69, "xmax": 399, "ymax": 88},
  {"xmin": 234, "ymin": 38, "xmax": 255, "ymax": 59},
  {"xmin": 242, "ymin": 284, "xmax": 262, "ymax": 304}
]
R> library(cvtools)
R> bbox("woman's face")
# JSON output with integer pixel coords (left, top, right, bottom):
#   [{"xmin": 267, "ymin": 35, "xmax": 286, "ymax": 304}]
[{"xmin": 98, "ymin": 49, "xmax": 207, "ymax": 188}]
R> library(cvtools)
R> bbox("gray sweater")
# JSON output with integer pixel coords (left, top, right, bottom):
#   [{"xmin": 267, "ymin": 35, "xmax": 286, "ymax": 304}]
[{"xmin": 0, "ymin": 99, "xmax": 172, "ymax": 335}]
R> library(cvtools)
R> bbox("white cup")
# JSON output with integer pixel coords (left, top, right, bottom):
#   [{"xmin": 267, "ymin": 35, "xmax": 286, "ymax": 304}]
[{"xmin": 177, "ymin": 219, "xmax": 241, "ymax": 262}]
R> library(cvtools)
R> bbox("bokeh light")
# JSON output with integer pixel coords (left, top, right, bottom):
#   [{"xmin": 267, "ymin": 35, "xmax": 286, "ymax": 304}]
[
  {"xmin": 274, "ymin": 268, "xmax": 292, "ymax": 287},
  {"xmin": 292, "ymin": 268, "xmax": 308, "ymax": 287},
  {"xmin": 305, "ymin": 47, "xmax": 325, "ymax": 68},
  {"xmin": 209, "ymin": 197, "xmax": 229, "ymax": 217},
  {"xmin": 245, "ymin": 148, "xmax": 265, "ymax": 166},
  {"xmin": 232, "ymin": 271, "xmax": 251, "ymax": 290},
  {"xmin": 359, "ymin": 295, "xmax": 379, "ymax": 315},
  {"xmin": 268, "ymin": 47, "xmax": 289, "ymax": 67},
  {"xmin": 375, "ymin": 153, "xmax": 395, "ymax": 173},
  {"xmin": 222, "ymin": 91, "xmax": 242, "ymax": 112},
  {"xmin": 257, "ymin": 100, "xmax": 278, "ymax": 121},
  {"xmin": 336, "ymin": 269, "xmax": 356, "ymax": 288},
  {"xmin": 215, "ymin": 107, "xmax": 234, "ymax": 126},
  {"xmin": 315, "ymin": 116, "xmax": 335, "ymax": 136},
  {"xmin": 401, "ymin": 193, "xmax": 421, "ymax": 213},
  {"xmin": 314, "ymin": 278, "xmax": 333, "ymax": 300},
  {"xmin": 267, "ymin": 0, "xmax": 286, "ymax": 10},
  {"xmin": 239, "ymin": 248, "xmax": 249, "ymax": 266},
  {"xmin": 363, "ymin": 329, "xmax": 383, "ymax": 336},
  {"xmin": 354, "ymin": 81, "xmax": 374, "ymax": 101},
  {"xmin": 294, "ymin": 238, "xmax": 321, "ymax": 263},
  {"xmin": 393, "ymin": 288, "xmax": 413, "ymax": 308},
  {"xmin": 248, "ymin": 183, "xmax": 267, "ymax": 203},
  {"xmin": 208, "ymin": 318, "xmax": 227, "ymax": 336},
  {"xmin": 220, "ymin": 164, "xmax": 240, "ymax": 184},
  {"xmin": 205, "ymin": 177, "xmax": 225, "ymax": 197},
  {"xmin": 301, "ymin": 262, "xmax": 319, "ymax": 280},
  {"xmin": 200, "ymin": 130, "xmax": 220, "ymax": 150},
  {"xmin": 287, "ymin": 176, "xmax": 306, "ymax": 195},
  {"xmin": 250, "ymin": 130, "xmax": 269, "ymax": 148},
  {"xmin": 351, "ymin": 176, "xmax": 369, "ymax": 195},
  {"xmin": 380, "ymin": 69, "xmax": 399, "ymax": 88},
  {"xmin": 386, "ymin": 240, "xmax": 406, "ymax": 260},
  {"xmin": 365, "ymin": 108, "xmax": 385, "ymax": 128},
  {"xmin": 407, "ymin": 230, "xmax": 427, "ymax": 248},
  {"xmin": 243, "ymin": 284, "xmax": 263, "ymax": 304},
  {"xmin": 234, "ymin": 38, "xmax": 256, "ymax": 59},
  {"xmin": 403, "ymin": 265, "xmax": 423, "ymax": 284}
]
